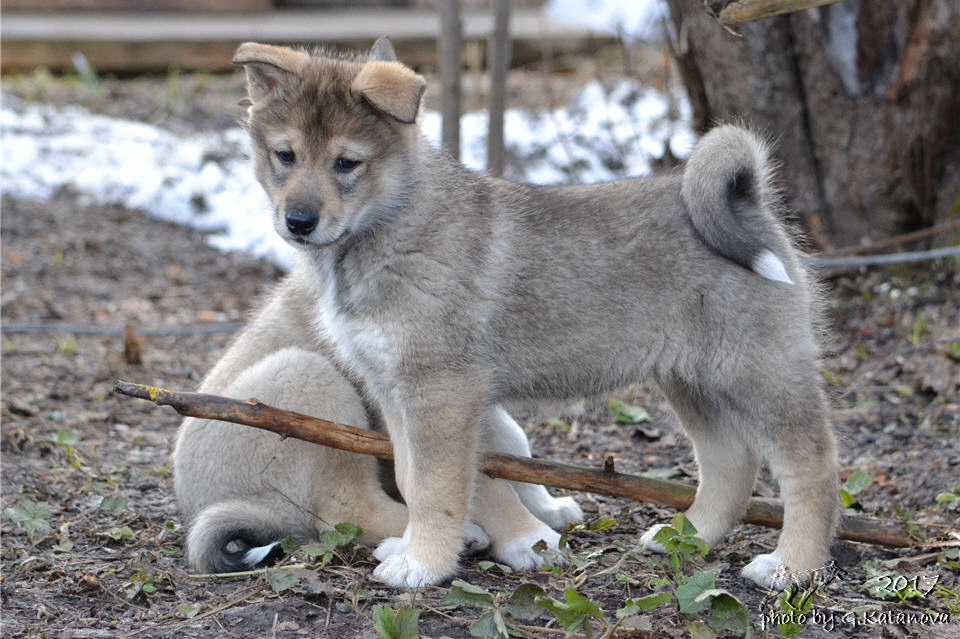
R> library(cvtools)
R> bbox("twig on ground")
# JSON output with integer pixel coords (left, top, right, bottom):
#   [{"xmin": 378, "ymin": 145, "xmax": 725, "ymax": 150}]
[
  {"xmin": 822, "ymin": 219, "xmax": 960, "ymax": 257},
  {"xmin": 803, "ymin": 245, "xmax": 960, "ymax": 270},
  {"xmin": 114, "ymin": 380, "xmax": 922, "ymax": 549}
]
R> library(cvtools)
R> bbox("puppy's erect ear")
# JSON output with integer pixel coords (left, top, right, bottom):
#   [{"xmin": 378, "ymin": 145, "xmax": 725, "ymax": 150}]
[
  {"xmin": 351, "ymin": 61, "xmax": 426, "ymax": 124},
  {"xmin": 232, "ymin": 42, "xmax": 309, "ymax": 102},
  {"xmin": 370, "ymin": 36, "xmax": 398, "ymax": 62}
]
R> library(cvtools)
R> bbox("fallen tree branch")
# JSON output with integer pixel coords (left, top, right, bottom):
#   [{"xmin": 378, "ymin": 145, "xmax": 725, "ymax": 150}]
[
  {"xmin": 115, "ymin": 380, "xmax": 920, "ymax": 548},
  {"xmin": 710, "ymin": 0, "xmax": 847, "ymax": 26}
]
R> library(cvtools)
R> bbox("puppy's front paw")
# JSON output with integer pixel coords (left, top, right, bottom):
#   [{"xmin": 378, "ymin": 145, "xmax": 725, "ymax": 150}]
[
  {"xmin": 741, "ymin": 553, "xmax": 789, "ymax": 590},
  {"xmin": 639, "ymin": 523, "xmax": 670, "ymax": 553},
  {"xmin": 534, "ymin": 496, "xmax": 584, "ymax": 530},
  {"xmin": 372, "ymin": 552, "xmax": 445, "ymax": 588},
  {"xmin": 495, "ymin": 525, "xmax": 563, "ymax": 571},
  {"xmin": 463, "ymin": 522, "xmax": 491, "ymax": 553},
  {"xmin": 373, "ymin": 535, "xmax": 408, "ymax": 562}
]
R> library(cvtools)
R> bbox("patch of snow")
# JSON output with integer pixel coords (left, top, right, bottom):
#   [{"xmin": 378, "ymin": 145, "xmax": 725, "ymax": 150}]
[
  {"xmin": 546, "ymin": 0, "xmax": 669, "ymax": 40},
  {"xmin": 1, "ymin": 80, "xmax": 691, "ymax": 271}
]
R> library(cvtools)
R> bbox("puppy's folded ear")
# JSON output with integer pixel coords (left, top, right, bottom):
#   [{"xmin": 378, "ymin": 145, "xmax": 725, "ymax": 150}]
[
  {"xmin": 352, "ymin": 61, "xmax": 426, "ymax": 124},
  {"xmin": 232, "ymin": 43, "xmax": 309, "ymax": 102}
]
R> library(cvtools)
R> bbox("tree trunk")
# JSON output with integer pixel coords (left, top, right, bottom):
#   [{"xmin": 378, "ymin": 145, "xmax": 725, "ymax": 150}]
[{"xmin": 666, "ymin": 0, "xmax": 960, "ymax": 247}]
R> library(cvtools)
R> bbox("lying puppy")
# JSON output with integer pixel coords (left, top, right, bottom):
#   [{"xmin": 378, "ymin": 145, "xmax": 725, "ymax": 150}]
[
  {"xmin": 173, "ymin": 264, "xmax": 582, "ymax": 573},
  {"xmin": 231, "ymin": 37, "xmax": 839, "ymax": 590}
]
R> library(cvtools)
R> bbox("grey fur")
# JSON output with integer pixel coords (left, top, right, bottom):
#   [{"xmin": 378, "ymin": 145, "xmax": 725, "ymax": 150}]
[
  {"xmin": 234, "ymin": 43, "xmax": 840, "ymax": 589},
  {"xmin": 173, "ymin": 264, "xmax": 582, "ymax": 574}
]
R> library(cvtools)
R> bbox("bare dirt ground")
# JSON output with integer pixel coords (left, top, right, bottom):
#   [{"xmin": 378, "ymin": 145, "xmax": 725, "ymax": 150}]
[{"xmin": 2, "ymin": 71, "xmax": 959, "ymax": 639}]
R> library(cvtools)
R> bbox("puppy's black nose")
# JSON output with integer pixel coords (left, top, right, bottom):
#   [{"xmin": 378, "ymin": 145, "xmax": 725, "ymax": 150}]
[{"xmin": 285, "ymin": 210, "xmax": 318, "ymax": 236}]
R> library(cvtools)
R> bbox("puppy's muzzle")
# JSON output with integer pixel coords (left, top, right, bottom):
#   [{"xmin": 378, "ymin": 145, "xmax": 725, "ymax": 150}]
[{"xmin": 285, "ymin": 209, "xmax": 319, "ymax": 237}]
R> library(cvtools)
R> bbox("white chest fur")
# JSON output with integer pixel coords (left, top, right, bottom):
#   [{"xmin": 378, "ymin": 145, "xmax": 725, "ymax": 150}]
[{"xmin": 313, "ymin": 254, "xmax": 397, "ymax": 377}]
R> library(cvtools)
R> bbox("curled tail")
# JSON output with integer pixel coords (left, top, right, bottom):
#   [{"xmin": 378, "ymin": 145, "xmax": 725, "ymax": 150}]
[
  {"xmin": 681, "ymin": 125, "xmax": 794, "ymax": 285},
  {"xmin": 186, "ymin": 498, "xmax": 308, "ymax": 573}
]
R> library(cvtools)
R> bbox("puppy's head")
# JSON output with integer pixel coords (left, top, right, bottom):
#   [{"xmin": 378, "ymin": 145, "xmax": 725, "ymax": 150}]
[{"xmin": 233, "ymin": 38, "xmax": 426, "ymax": 249}]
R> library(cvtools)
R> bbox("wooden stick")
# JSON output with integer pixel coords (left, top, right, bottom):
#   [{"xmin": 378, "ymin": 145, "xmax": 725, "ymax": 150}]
[
  {"xmin": 114, "ymin": 380, "xmax": 918, "ymax": 548},
  {"xmin": 713, "ymin": 0, "xmax": 846, "ymax": 26}
]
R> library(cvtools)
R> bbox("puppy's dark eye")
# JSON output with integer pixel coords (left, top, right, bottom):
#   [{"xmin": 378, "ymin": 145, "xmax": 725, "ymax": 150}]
[
  {"xmin": 335, "ymin": 157, "xmax": 361, "ymax": 173},
  {"xmin": 275, "ymin": 150, "xmax": 295, "ymax": 166}
]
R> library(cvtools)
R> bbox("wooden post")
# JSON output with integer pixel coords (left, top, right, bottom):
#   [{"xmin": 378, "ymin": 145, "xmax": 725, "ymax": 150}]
[
  {"xmin": 486, "ymin": 0, "xmax": 512, "ymax": 176},
  {"xmin": 439, "ymin": 0, "xmax": 462, "ymax": 161}
]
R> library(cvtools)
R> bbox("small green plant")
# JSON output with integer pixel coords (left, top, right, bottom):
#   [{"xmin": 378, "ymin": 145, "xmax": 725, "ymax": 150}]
[
  {"xmin": 125, "ymin": 550, "xmax": 174, "ymax": 600},
  {"xmin": 299, "ymin": 521, "xmax": 363, "ymax": 564},
  {"xmin": 178, "ymin": 603, "xmax": 202, "ymax": 619},
  {"xmin": 650, "ymin": 513, "xmax": 710, "ymax": 582},
  {"xmin": 645, "ymin": 514, "xmax": 750, "ymax": 635},
  {"xmin": 771, "ymin": 587, "xmax": 814, "ymax": 637},
  {"xmin": 441, "ymin": 579, "xmax": 545, "ymax": 639},
  {"xmin": 840, "ymin": 470, "xmax": 872, "ymax": 509},
  {"xmin": 56, "ymin": 334, "xmax": 79, "ymax": 354},
  {"xmin": 606, "ymin": 397, "xmax": 652, "ymax": 424},
  {"xmin": 3, "ymin": 500, "xmax": 52, "ymax": 545},
  {"xmin": 535, "ymin": 585, "xmax": 604, "ymax": 637},
  {"xmin": 909, "ymin": 312, "xmax": 930, "ymax": 345},
  {"xmin": 372, "ymin": 604, "xmax": 421, "ymax": 639},
  {"xmin": 103, "ymin": 525, "xmax": 136, "ymax": 543},
  {"xmin": 99, "ymin": 495, "xmax": 128, "ymax": 515},
  {"xmin": 821, "ymin": 368, "xmax": 846, "ymax": 390},
  {"xmin": 935, "ymin": 487, "xmax": 960, "ymax": 511}
]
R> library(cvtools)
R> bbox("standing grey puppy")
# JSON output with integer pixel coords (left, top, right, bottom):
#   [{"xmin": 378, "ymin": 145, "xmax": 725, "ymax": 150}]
[{"xmin": 232, "ymin": 38, "xmax": 838, "ymax": 590}]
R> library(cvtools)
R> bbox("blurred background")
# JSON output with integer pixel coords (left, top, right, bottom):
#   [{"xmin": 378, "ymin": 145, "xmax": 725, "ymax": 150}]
[{"xmin": 4, "ymin": 0, "xmax": 958, "ymax": 264}]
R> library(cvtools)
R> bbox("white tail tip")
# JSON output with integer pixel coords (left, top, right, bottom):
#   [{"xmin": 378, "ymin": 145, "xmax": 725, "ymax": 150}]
[
  {"xmin": 242, "ymin": 540, "xmax": 280, "ymax": 567},
  {"xmin": 752, "ymin": 249, "xmax": 794, "ymax": 285}
]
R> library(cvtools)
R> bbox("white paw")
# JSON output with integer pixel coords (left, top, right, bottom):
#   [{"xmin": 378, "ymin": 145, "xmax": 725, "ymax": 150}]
[
  {"xmin": 640, "ymin": 523, "xmax": 670, "ymax": 553},
  {"xmin": 373, "ymin": 534, "xmax": 409, "ymax": 562},
  {"xmin": 531, "ymin": 496, "xmax": 584, "ymax": 530},
  {"xmin": 464, "ymin": 522, "xmax": 491, "ymax": 553},
  {"xmin": 372, "ymin": 552, "xmax": 444, "ymax": 588},
  {"xmin": 495, "ymin": 525, "xmax": 562, "ymax": 571},
  {"xmin": 741, "ymin": 553, "xmax": 789, "ymax": 590}
]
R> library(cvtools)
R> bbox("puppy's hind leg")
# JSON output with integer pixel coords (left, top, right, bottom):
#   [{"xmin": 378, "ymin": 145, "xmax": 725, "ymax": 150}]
[
  {"xmin": 642, "ymin": 378, "xmax": 759, "ymax": 551},
  {"xmin": 743, "ymin": 398, "xmax": 839, "ymax": 589},
  {"xmin": 485, "ymin": 406, "xmax": 583, "ymax": 529}
]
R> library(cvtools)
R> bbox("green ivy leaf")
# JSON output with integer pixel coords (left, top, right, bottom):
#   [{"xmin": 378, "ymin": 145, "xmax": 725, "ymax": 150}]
[
  {"xmin": 707, "ymin": 592, "xmax": 749, "ymax": 632},
  {"xmin": 105, "ymin": 525, "xmax": 135, "ymax": 542},
  {"xmin": 536, "ymin": 586, "xmax": 603, "ymax": 634},
  {"xmin": 477, "ymin": 560, "xmax": 513, "ymax": 574},
  {"xmin": 4, "ymin": 500, "xmax": 52, "ymax": 542},
  {"xmin": 441, "ymin": 579, "xmax": 495, "ymax": 608},
  {"xmin": 178, "ymin": 603, "xmax": 202, "ymax": 619},
  {"xmin": 99, "ymin": 496, "xmax": 128, "ymax": 515},
  {"xmin": 674, "ymin": 570, "xmax": 716, "ymax": 614},
  {"xmin": 842, "ymin": 470, "xmax": 871, "ymax": 496},
  {"xmin": 687, "ymin": 620, "xmax": 716, "ymax": 639},
  {"xmin": 588, "ymin": 516, "xmax": 617, "ymax": 532},
  {"xmin": 507, "ymin": 583, "xmax": 546, "ymax": 620},
  {"xmin": 469, "ymin": 609, "xmax": 512, "ymax": 639},
  {"xmin": 618, "ymin": 591, "xmax": 673, "ymax": 616},
  {"xmin": 265, "ymin": 569, "xmax": 300, "ymax": 593}
]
